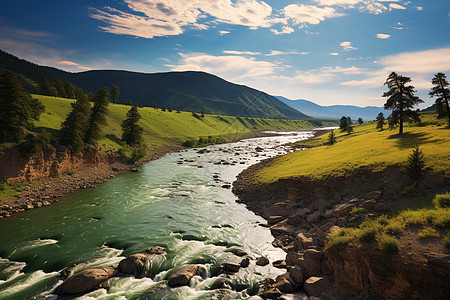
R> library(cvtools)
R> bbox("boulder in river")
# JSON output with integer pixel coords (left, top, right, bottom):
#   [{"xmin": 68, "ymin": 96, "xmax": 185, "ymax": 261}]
[
  {"xmin": 56, "ymin": 267, "xmax": 118, "ymax": 295},
  {"xmin": 118, "ymin": 253, "xmax": 149, "ymax": 276},
  {"xmin": 223, "ymin": 262, "xmax": 241, "ymax": 274},
  {"xmin": 146, "ymin": 246, "xmax": 166, "ymax": 254},
  {"xmin": 168, "ymin": 265, "xmax": 198, "ymax": 287},
  {"xmin": 256, "ymin": 256, "xmax": 269, "ymax": 266}
]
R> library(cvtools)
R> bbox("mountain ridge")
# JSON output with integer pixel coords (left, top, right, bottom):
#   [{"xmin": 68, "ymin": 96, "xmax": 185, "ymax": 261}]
[
  {"xmin": 0, "ymin": 49, "xmax": 310, "ymax": 120},
  {"xmin": 276, "ymin": 95, "xmax": 389, "ymax": 121}
]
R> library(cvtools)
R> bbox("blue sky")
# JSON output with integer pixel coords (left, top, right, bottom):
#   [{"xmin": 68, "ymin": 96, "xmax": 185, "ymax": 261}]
[{"xmin": 1, "ymin": 0, "xmax": 449, "ymax": 108}]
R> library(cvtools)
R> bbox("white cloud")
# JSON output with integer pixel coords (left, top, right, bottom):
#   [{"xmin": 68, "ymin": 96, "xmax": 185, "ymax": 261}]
[
  {"xmin": 168, "ymin": 52, "xmax": 277, "ymax": 80},
  {"xmin": 389, "ymin": 3, "xmax": 406, "ymax": 10},
  {"xmin": 57, "ymin": 61, "xmax": 79, "ymax": 66},
  {"xmin": 219, "ymin": 30, "xmax": 230, "ymax": 35},
  {"xmin": 416, "ymin": 6, "xmax": 423, "ymax": 11},
  {"xmin": 90, "ymin": 0, "xmax": 278, "ymax": 39},
  {"xmin": 290, "ymin": 65, "xmax": 365, "ymax": 85},
  {"xmin": 330, "ymin": 52, "xmax": 339, "ymax": 55},
  {"xmin": 314, "ymin": 0, "xmax": 361, "ymax": 5},
  {"xmin": 223, "ymin": 50, "xmax": 262, "ymax": 55},
  {"xmin": 271, "ymin": 26, "xmax": 294, "ymax": 35},
  {"xmin": 283, "ymin": 4, "xmax": 344, "ymax": 25},
  {"xmin": 340, "ymin": 41, "xmax": 357, "ymax": 51},
  {"xmin": 376, "ymin": 33, "xmax": 391, "ymax": 39},
  {"xmin": 267, "ymin": 50, "xmax": 308, "ymax": 56},
  {"xmin": 341, "ymin": 48, "xmax": 450, "ymax": 89}
]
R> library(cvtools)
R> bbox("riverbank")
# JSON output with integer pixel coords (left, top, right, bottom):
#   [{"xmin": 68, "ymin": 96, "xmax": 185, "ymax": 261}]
[
  {"xmin": 232, "ymin": 119, "xmax": 450, "ymax": 299},
  {"xmin": 0, "ymin": 129, "xmax": 294, "ymax": 219}
]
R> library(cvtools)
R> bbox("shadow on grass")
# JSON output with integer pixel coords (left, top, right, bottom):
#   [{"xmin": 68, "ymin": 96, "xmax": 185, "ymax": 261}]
[
  {"xmin": 388, "ymin": 132, "xmax": 430, "ymax": 149},
  {"xmin": 105, "ymin": 134, "xmax": 123, "ymax": 146}
]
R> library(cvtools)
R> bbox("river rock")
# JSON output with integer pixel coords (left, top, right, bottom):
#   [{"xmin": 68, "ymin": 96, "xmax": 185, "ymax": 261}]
[
  {"xmin": 294, "ymin": 233, "xmax": 314, "ymax": 252},
  {"xmin": 256, "ymin": 256, "xmax": 269, "ymax": 266},
  {"xmin": 119, "ymin": 253, "xmax": 149, "ymax": 276},
  {"xmin": 299, "ymin": 249, "xmax": 323, "ymax": 276},
  {"xmin": 365, "ymin": 190, "xmax": 382, "ymax": 201},
  {"xmin": 270, "ymin": 222, "xmax": 296, "ymax": 236},
  {"xmin": 56, "ymin": 267, "xmax": 118, "ymax": 295},
  {"xmin": 332, "ymin": 203, "xmax": 354, "ymax": 217},
  {"xmin": 259, "ymin": 287, "xmax": 282, "ymax": 299},
  {"xmin": 361, "ymin": 199, "xmax": 377, "ymax": 210},
  {"xmin": 273, "ymin": 275, "xmax": 294, "ymax": 293},
  {"xmin": 286, "ymin": 251, "xmax": 303, "ymax": 266},
  {"xmin": 303, "ymin": 276, "xmax": 331, "ymax": 297},
  {"xmin": 168, "ymin": 265, "xmax": 198, "ymax": 287},
  {"xmin": 272, "ymin": 259, "xmax": 287, "ymax": 269},
  {"xmin": 146, "ymin": 246, "xmax": 166, "ymax": 254},
  {"xmin": 231, "ymin": 248, "xmax": 248, "ymax": 257},
  {"xmin": 223, "ymin": 262, "xmax": 241, "ymax": 274},
  {"xmin": 60, "ymin": 264, "xmax": 77, "ymax": 279},
  {"xmin": 268, "ymin": 215, "xmax": 285, "ymax": 225},
  {"xmin": 240, "ymin": 257, "xmax": 250, "ymax": 268},
  {"xmin": 288, "ymin": 265, "xmax": 304, "ymax": 284}
]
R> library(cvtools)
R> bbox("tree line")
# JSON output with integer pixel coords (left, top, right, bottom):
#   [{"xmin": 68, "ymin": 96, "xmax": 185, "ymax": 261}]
[{"xmin": 0, "ymin": 71, "xmax": 144, "ymax": 158}]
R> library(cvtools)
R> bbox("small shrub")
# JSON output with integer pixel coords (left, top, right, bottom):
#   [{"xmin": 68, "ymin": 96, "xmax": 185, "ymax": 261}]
[
  {"xmin": 378, "ymin": 235, "xmax": 399, "ymax": 254},
  {"xmin": 385, "ymin": 221, "xmax": 403, "ymax": 235},
  {"xmin": 444, "ymin": 232, "xmax": 450, "ymax": 249},
  {"xmin": 352, "ymin": 207, "xmax": 366, "ymax": 214},
  {"xmin": 0, "ymin": 182, "xmax": 6, "ymax": 191},
  {"xmin": 418, "ymin": 227, "xmax": 440, "ymax": 239},
  {"xmin": 377, "ymin": 215, "xmax": 389, "ymax": 226},
  {"xmin": 118, "ymin": 146, "xmax": 130, "ymax": 157},
  {"xmin": 327, "ymin": 130, "xmax": 336, "ymax": 145},
  {"xmin": 405, "ymin": 146, "xmax": 426, "ymax": 181},
  {"xmin": 431, "ymin": 212, "xmax": 450, "ymax": 229},
  {"xmin": 131, "ymin": 147, "xmax": 146, "ymax": 162},
  {"xmin": 326, "ymin": 228, "xmax": 357, "ymax": 248},
  {"xmin": 433, "ymin": 192, "xmax": 450, "ymax": 209},
  {"xmin": 358, "ymin": 226, "xmax": 378, "ymax": 242},
  {"xmin": 183, "ymin": 138, "xmax": 197, "ymax": 147}
]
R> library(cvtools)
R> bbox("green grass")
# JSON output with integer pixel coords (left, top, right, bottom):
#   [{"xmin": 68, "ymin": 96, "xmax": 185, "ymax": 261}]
[
  {"xmin": 0, "ymin": 182, "xmax": 29, "ymax": 201},
  {"xmin": 327, "ymin": 193, "xmax": 450, "ymax": 253},
  {"xmin": 254, "ymin": 116, "xmax": 450, "ymax": 182},
  {"xmin": 32, "ymin": 95, "xmax": 317, "ymax": 153}
]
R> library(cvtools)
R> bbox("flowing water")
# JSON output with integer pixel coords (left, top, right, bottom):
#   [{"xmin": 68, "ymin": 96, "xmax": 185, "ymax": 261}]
[{"xmin": 0, "ymin": 131, "xmax": 313, "ymax": 299}]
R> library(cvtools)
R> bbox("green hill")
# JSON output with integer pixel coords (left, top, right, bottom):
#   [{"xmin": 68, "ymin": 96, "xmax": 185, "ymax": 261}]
[
  {"xmin": 0, "ymin": 50, "xmax": 311, "ymax": 120},
  {"xmin": 33, "ymin": 95, "xmax": 319, "ymax": 153}
]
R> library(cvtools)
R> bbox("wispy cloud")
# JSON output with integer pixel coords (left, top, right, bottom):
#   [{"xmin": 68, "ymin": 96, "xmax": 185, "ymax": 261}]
[
  {"xmin": 330, "ymin": 52, "xmax": 339, "ymax": 55},
  {"xmin": 219, "ymin": 30, "xmax": 230, "ymax": 35},
  {"xmin": 341, "ymin": 48, "xmax": 450, "ymax": 89},
  {"xmin": 223, "ymin": 50, "xmax": 262, "ymax": 55},
  {"xmin": 283, "ymin": 4, "xmax": 344, "ymax": 25},
  {"xmin": 168, "ymin": 52, "xmax": 278, "ymax": 80},
  {"xmin": 271, "ymin": 26, "xmax": 294, "ymax": 35},
  {"xmin": 340, "ymin": 41, "xmax": 357, "ymax": 51},
  {"xmin": 389, "ymin": 3, "xmax": 406, "ymax": 10},
  {"xmin": 376, "ymin": 33, "xmax": 391, "ymax": 39}
]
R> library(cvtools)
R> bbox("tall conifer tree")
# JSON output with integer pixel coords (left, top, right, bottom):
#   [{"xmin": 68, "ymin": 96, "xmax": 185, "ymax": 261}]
[
  {"xmin": 121, "ymin": 104, "xmax": 143, "ymax": 145},
  {"xmin": 85, "ymin": 87, "xmax": 109, "ymax": 144},
  {"xmin": 59, "ymin": 94, "xmax": 91, "ymax": 152}
]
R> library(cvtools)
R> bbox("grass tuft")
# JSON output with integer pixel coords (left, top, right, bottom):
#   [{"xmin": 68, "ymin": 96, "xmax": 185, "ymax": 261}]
[
  {"xmin": 418, "ymin": 227, "xmax": 440, "ymax": 239},
  {"xmin": 378, "ymin": 235, "xmax": 399, "ymax": 254}
]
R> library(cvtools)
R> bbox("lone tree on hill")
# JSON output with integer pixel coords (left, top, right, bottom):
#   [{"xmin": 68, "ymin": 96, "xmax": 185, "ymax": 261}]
[
  {"xmin": 59, "ymin": 94, "xmax": 91, "ymax": 153},
  {"xmin": 121, "ymin": 104, "xmax": 143, "ymax": 145},
  {"xmin": 0, "ymin": 70, "xmax": 44, "ymax": 143},
  {"xmin": 382, "ymin": 72, "xmax": 423, "ymax": 134},
  {"xmin": 375, "ymin": 112, "xmax": 385, "ymax": 131},
  {"xmin": 358, "ymin": 117, "xmax": 363, "ymax": 124},
  {"xmin": 405, "ymin": 146, "xmax": 426, "ymax": 183},
  {"xmin": 110, "ymin": 85, "xmax": 120, "ymax": 105},
  {"xmin": 327, "ymin": 130, "xmax": 336, "ymax": 145},
  {"xmin": 85, "ymin": 87, "xmax": 109, "ymax": 144},
  {"xmin": 339, "ymin": 116, "xmax": 349, "ymax": 132},
  {"xmin": 429, "ymin": 72, "xmax": 450, "ymax": 127}
]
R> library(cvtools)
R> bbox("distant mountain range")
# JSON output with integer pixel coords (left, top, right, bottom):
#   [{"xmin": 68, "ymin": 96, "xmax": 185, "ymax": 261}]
[
  {"xmin": 0, "ymin": 50, "xmax": 311, "ymax": 120},
  {"xmin": 277, "ymin": 96, "xmax": 389, "ymax": 121}
]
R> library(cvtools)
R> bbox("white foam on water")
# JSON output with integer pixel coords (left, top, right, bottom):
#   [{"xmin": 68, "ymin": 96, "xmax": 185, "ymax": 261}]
[{"xmin": 0, "ymin": 270, "xmax": 58, "ymax": 298}]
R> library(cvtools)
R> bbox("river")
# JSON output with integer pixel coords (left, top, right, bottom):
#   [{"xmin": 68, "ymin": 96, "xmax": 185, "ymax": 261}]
[{"xmin": 0, "ymin": 131, "xmax": 313, "ymax": 299}]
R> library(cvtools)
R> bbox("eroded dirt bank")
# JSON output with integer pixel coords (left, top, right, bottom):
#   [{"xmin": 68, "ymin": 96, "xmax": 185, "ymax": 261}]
[
  {"xmin": 233, "ymin": 158, "xmax": 449, "ymax": 299},
  {"xmin": 0, "ymin": 144, "xmax": 182, "ymax": 219}
]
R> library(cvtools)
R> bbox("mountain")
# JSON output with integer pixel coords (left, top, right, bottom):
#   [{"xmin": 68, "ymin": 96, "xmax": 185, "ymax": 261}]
[
  {"xmin": 0, "ymin": 50, "xmax": 311, "ymax": 120},
  {"xmin": 277, "ymin": 96, "xmax": 389, "ymax": 121}
]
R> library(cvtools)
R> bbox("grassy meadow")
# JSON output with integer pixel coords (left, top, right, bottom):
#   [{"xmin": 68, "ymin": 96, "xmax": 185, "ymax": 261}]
[
  {"xmin": 255, "ymin": 113, "xmax": 450, "ymax": 182},
  {"xmin": 33, "ymin": 95, "xmax": 320, "ymax": 153}
]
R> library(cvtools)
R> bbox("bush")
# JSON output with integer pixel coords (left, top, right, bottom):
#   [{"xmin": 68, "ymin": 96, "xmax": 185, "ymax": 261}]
[
  {"xmin": 418, "ymin": 227, "xmax": 440, "ymax": 239},
  {"xmin": 131, "ymin": 147, "xmax": 146, "ymax": 162},
  {"xmin": 433, "ymin": 192, "xmax": 450, "ymax": 209},
  {"xmin": 118, "ymin": 145, "xmax": 130, "ymax": 157},
  {"xmin": 0, "ymin": 182, "xmax": 6, "ymax": 191},
  {"xmin": 327, "ymin": 130, "xmax": 336, "ymax": 145},
  {"xmin": 378, "ymin": 235, "xmax": 399, "ymax": 254},
  {"xmin": 64, "ymin": 169, "xmax": 77, "ymax": 176},
  {"xmin": 327, "ymin": 229, "xmax": 357, "ymax": 248},
  {"xmin": 385, "ymin": 221, "xmax": 403, "ymax": 235},
  {"xmin": 183, "ymin": 138, "xmax": 197, "ymax": 147},
  {"xmin": 352, "ymin": 207, "xmax": 366, "ymax": 214}
]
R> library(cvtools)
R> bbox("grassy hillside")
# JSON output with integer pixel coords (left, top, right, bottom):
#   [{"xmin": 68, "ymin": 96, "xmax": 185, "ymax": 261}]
[
  {"xmin": 255, "ymin": 113, "xmax": 450, "ymax": 183},
  {"xmin": 33, "ymin": 95, "xmax": 317, "ymax": 153}
]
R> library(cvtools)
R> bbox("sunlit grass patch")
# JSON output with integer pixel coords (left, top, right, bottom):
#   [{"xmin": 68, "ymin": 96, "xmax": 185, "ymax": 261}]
[
  {"xmin": 377, "ymin": 235, "xmax": 399, "ymax": 254},
  {"xmin": 418, "ymin": 227, "xmax": 440, "ymax": 239}
]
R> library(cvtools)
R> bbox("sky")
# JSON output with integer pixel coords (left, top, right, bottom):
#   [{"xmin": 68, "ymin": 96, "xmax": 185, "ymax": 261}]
[{"xmin": 0, "ymin": 0, "xmax": 449, "ymax": 108}]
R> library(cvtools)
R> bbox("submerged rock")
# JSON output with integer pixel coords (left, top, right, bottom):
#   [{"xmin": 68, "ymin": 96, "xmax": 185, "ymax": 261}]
[
  {"xmin": 56, "ymin": 267, "xmax": 118, "ymax": 295},
  {"xmin": 168, "ymin": 265, "xmax": 198, "ymax": 287}
]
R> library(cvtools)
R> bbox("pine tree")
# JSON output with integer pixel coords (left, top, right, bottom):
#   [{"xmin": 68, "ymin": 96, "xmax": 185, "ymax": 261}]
[
  {"xmin": 358, "ymin": 117, "xmax": 363, "ymax": 124},
  {"xmin": 429, "ymin": 72, "xmax": 450, "ymax": 127},
  {"xmin": 376, "ymin": 112, "xmax": 385, "ymax": 131},
  {"xmin": 382, "ymin": 72, "xmax": 423, "ymax": 134},
  {"xmin": 85, "ymin": 87, "xmax": 109, "ymax": 144},
  {"xmin": 339, "ymin": 116, "xmax": 348, "ymax": 132},
  {"xmin": 59, "ymin": 94, "xmax": 91, "ymax": 152},
  {"xmin": 0, "ymin": 70, "xmax": 44, "ymax": 142},
  {"xmin": 121, "ymin": 104, "xmax": 143, "ymax": 145},
  {"xmin": 327, "ymin": 130, "xmax": 336, "ymax": 145},
  {"xmin": 110, "ymin": 85, "xmax": 120, "ymax": 105},
  {"xmin": 405, "ymin": 146, "xmax": 426, "ymax": 182}
]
